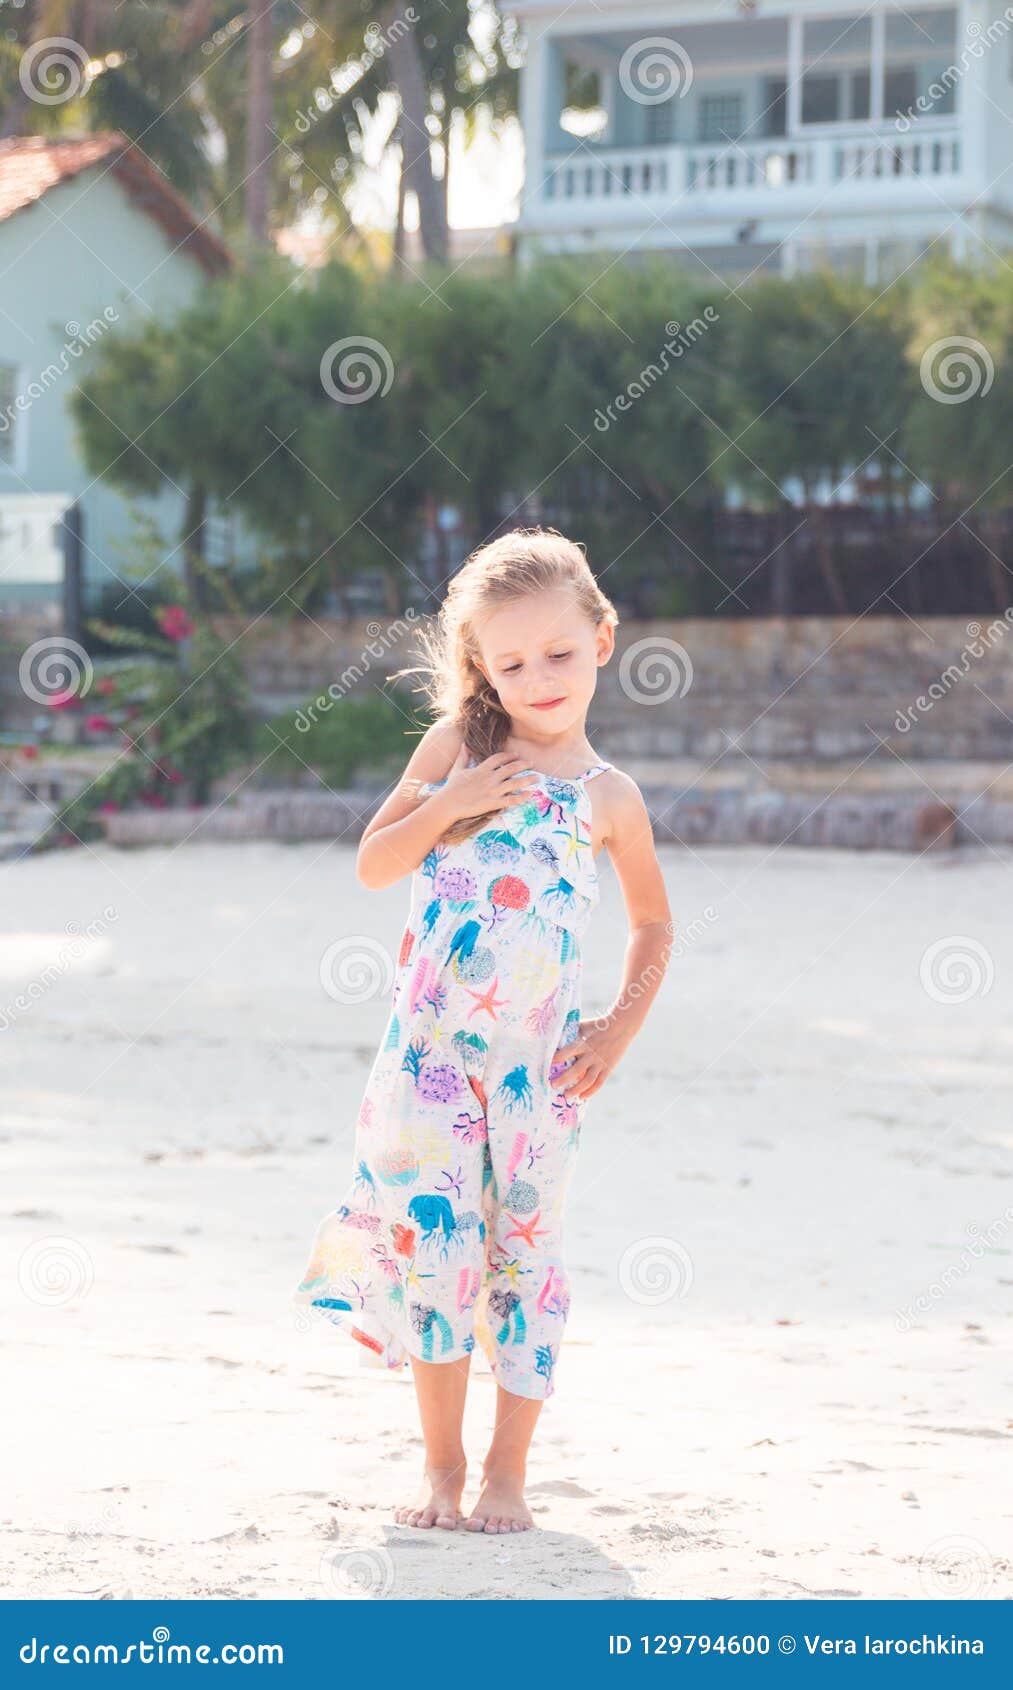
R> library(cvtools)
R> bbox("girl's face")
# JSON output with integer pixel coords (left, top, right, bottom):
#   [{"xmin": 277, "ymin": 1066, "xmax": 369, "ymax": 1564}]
[{"xmin": 472, "ymin": 585, "xmax": 614, "ymax": 739}]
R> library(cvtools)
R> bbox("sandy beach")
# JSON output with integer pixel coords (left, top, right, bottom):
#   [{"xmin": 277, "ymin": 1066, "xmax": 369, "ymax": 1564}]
[{"xmin": 2, "ymin": 836, "xmax": 1011, "ymax": 1601}]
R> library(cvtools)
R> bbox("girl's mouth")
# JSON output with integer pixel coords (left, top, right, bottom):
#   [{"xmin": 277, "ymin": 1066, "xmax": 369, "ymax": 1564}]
[{"xmin": 530, "ymin": 698, "xmax": 566, "ymax": 711}]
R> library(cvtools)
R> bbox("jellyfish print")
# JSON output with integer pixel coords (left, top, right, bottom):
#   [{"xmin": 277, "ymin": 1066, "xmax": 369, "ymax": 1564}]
[
  {"xmin": 543, "ymin": 877, "xmax": 577, "ymax": 917},
  {"xmin": 407, "ymin": 1193, "xmax": 457, "ymax": 1250},
  {"xmin": 496, "ymin": 1063, "xmax": 534, "ymax": 1114}
]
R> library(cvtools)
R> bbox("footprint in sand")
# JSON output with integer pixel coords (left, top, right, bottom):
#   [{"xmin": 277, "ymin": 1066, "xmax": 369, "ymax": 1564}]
[{"xmin": 527, "ymin": 1479, "xmax": 595, "ymax": 1498}]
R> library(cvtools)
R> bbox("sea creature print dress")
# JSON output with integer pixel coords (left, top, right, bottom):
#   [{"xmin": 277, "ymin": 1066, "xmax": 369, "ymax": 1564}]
[{"xmin": 293, "ymin": 759, "xmax": 613, "ymax": 1400}]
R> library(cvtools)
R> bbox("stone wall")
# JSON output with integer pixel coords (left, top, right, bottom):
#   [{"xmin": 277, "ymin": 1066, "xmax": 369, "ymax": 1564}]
[
  {"xmin": 222, "ymin": 611, "xmax": 1013, "ymax": 765},
  {"xmin": 8, "ymin": 607, "xmax": 1013, "ymax": 851}
]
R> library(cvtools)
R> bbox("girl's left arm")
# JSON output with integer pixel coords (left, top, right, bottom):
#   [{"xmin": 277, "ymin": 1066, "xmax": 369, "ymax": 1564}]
[{"xmin": 553, "ymin": 774, "xmax": 674, "ymax": 1101}]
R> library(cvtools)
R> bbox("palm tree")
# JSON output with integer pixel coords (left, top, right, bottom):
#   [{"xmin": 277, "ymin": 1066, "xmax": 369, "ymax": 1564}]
[{"xmin": 243, "ymin": 0, "xmax": 274, "ymax": 243}]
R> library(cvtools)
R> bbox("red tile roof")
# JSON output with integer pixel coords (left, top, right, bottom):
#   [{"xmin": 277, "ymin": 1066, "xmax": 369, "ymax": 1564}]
[{"xmin": 0, "ymin": 133, "xmax": 231, "ymax": 276}]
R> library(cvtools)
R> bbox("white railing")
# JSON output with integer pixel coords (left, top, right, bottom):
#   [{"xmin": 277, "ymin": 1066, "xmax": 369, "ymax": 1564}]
[
  {"xmin": 833, "ymin": 131, "xmax": 961, "ymax": 180},
  {"xmin": 543, "ymin": 147, "xmax": 674, "ymax": 202},
  {"xmin": 541, "ymin": 128, "xmax": 961, "ymax": 204},
  {"xmin": 685, "ymin": 139, "xmax": 816, "ymax": 192}
]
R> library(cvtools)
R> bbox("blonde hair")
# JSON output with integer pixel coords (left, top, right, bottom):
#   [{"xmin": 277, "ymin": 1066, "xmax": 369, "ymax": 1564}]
[{"xmin": 398, "ymin": 527, "xmax": 619, "ymax": 844}]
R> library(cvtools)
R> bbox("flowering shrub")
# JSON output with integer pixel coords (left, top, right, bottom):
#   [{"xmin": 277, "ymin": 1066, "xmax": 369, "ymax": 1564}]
[{"xmin": 45, "ymin": 599, "xmax": 254, "ymax": 846}]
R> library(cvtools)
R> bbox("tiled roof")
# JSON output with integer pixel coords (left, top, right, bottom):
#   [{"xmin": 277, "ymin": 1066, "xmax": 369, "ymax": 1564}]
[{"xmin": 0, "ymin": 133, "xmax": 231, "ymax": 276}]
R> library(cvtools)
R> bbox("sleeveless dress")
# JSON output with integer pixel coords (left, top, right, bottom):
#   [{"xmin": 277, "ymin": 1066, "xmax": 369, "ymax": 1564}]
[{"xmin": 293, "ymin": 758, "xmax": 613, "ymax": 1400}]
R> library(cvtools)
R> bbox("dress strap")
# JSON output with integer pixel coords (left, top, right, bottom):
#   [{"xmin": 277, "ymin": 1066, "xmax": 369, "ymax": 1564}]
[{"xmin": 580, "ymin": 762, "xmax": 612, "ymax": 783}]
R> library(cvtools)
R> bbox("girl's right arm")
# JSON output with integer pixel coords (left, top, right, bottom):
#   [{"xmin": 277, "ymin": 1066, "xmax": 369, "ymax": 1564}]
[{"xmin": 355, "ymin": 719, "xmax": 539, "ymax": 890}]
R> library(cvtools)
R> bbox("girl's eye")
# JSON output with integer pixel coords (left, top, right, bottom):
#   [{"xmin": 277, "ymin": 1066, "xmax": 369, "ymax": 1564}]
[
  {"xmin": 502, "ymin": 663, "xmax": 521, "ymax": 675},
  {"xmin": 550, "ymin": 652, "xmax": 571, "ymax": 661}
]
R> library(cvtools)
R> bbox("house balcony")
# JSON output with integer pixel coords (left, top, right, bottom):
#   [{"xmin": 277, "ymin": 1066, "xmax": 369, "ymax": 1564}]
[
  {"xmin": 512, "ymin": 2, "xmax": 1008, "ymax": 274},
  {"xmin": 540, "ymin": 123, "xmax": 964, "ymax": 216}
]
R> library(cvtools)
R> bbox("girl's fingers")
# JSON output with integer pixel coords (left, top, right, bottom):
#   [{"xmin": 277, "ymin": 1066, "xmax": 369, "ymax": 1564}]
[
  {"xmin": 562, "ymin": 1060, "xmax": 595, "ymax": 1096},
  {"xmin": 565, "ymin": 1056, "xmax": 607, "ymax": 1096}
]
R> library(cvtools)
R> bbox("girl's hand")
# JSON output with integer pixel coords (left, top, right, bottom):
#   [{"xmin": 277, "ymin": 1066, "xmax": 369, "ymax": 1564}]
[
  {"xmin": 441, "ymin": 744, "xmax": 540, "ymax": 821},
  {"xmin": 549, "ymin": 1019, "xmax": 631, "ymax": 1101}
]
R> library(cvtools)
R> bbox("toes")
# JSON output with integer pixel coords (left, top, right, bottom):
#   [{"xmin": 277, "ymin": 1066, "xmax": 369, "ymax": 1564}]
[
  {"xmin": 464, "ymin": 1515, "xmax": 486, "ymax": 1532},
  {"xmin": 483, "ymin": 1516, "xmax": 502, "ymax": 1534},
  {"xmin": 434, "ymin": 1512, "xmax": 459, "ymax": 1531}
]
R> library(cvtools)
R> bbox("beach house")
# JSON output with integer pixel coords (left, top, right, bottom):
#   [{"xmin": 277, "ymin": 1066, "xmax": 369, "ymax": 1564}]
[
  {"xmin": 0, "ymin": 133, "xmax": 230, "ymax": 612},
  {"xmin": 510, "ymin": 1, "xmax": 1013, "ymax": 280}
]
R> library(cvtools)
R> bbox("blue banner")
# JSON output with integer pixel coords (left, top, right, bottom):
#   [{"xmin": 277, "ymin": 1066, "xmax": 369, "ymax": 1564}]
[{"xmin": 3, "ymin": 1600, "xmax": 1007, "ymax": 1682}]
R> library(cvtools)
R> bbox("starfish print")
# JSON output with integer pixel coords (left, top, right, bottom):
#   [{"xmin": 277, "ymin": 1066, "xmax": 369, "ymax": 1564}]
[
  {"xmin": 495, "ymin": 1255, "xmax": 526, "ymax": 1288},
  {"xmin": 553, "ymin": 814, "xmax": 590, "ymax": 866},
  {"xmin": 405, "ymin": 1263, "xmax": 435, "ymax": 1292},
  {"xmin": 503, "ymin": 1209, "xmax": 550, "ymax": 1249},
  {"xmin": 465, "ymin": 975, "xmax": 508, "ymax": 1021}
]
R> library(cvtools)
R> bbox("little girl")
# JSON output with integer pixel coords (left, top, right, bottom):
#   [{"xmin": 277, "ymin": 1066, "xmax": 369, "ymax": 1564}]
[{"xmin": 294, "ymin": 528, "xmax": 672, "ymax": 1534}]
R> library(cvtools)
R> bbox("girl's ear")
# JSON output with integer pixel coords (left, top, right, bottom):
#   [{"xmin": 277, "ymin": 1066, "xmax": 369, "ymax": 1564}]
[{"xmin": 596, "ymin": 621, "xmax": 616, "ymax": 665}]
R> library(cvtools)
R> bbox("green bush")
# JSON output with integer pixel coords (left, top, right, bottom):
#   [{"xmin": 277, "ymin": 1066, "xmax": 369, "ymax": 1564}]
[{"xmin": 256, "ymin": 689, "xmax": 424, "ymax": 790}]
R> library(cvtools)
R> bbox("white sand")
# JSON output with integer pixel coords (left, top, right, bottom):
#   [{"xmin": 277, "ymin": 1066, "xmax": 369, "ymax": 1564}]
[{"xmin": 2, "ymin": 837, "xmax": 1011, "ymax": 1601}]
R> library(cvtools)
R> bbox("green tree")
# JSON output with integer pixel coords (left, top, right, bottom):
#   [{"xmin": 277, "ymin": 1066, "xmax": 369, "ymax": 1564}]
[
  {"xmin": 901, "ymin": 255, "xmax": 1013, "ymax": 609},
  {"xmin": 719, "ymin": 268, "xmax": 915, "ymax": 613}
]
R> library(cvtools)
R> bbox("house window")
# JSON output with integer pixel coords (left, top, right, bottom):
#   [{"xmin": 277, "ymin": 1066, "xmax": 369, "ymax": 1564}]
[
  {"xmin": 801, "ymin": 76, "xmax": 840, "ymax": 124},
  {"xmin": 850, "ymin": 72, "xmax": 870, "ymax": 120},
  {"xmin": 646, "ymin": 100, "xmax": 676, "ymax": 144},
  {"xmin": 885, "ymin": 9, "xmax": 957, "ymax": 118},
  {"xmin": 761, "ymin": 77, "xmax": 787, "ymax": 137},
  {"xmin": 698, "ymin": 94, "xmax": 743, "ymax": 143},
  {"xmin": 884, "ymin": 67, "xmax": 918, "ymax": 118},
  {"xmin": 801, "ymin": 13, "xmax": 871, "ymax": 124},
  {"xmin": 559, "ymin": 58, "xmax": 607, "ymax": 141},
  {"xmin": 0, "ymin": 363, "xmax": 18, "ymax": 465}
]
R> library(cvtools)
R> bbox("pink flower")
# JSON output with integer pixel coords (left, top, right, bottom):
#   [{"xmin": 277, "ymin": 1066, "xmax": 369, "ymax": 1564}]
[
  {"xmin": 85, "ymin": 714, "xmax": 114, "ymax": 734},
  {"xmin": 96, "ymin": 676, "xmax": 118, "ymax": 697},
  {"xmin": 99, "ymin": 800, "xmax": 120, "ymax": 814},
  {"xmin": 19, "ymin": 744, "xmax": 38, "ymax": 760},
  {"xmin": 46, "ymin": 689, "xmax": 78, "ymax": 711},
  {"xmin": 156, "ymin": 604, "xmax": 196, "ymax": 642}
]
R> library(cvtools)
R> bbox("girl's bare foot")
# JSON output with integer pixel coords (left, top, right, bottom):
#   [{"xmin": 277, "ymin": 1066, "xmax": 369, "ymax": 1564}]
[
  {"xmin": 394, "ymin": 1462, "xmax": 466, "ymax": 1530},
  {"xmin": 465, "ymin": 1466, "xmax": 535, "ymax": 1534}
]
